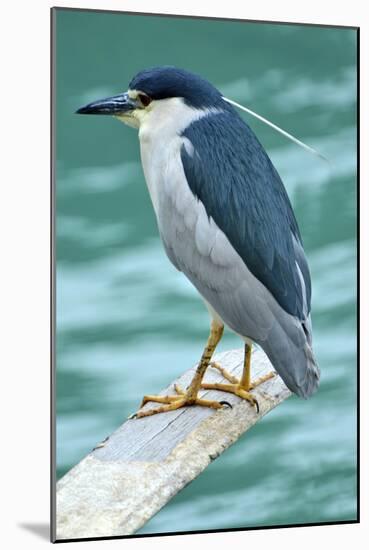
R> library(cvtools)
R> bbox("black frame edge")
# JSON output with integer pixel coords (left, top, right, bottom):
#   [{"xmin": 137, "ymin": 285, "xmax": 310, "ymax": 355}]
[{"xmin": 50, "ymin": 7, "xmax": 360, "ymax": 543}]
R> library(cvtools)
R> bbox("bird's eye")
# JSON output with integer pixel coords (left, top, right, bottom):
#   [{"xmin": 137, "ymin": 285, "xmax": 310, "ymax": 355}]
[{"xmin": 138, "ymin": 93, "xmax": 152, "ymax": 107}]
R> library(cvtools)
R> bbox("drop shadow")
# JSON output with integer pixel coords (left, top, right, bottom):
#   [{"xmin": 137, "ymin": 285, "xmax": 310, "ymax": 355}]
[{"xmin": 18, "ymin": 522, "xmax": 49, "ymax": 541}]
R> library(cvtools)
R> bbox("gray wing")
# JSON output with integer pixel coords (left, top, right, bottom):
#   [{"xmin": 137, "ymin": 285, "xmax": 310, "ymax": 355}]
[{"xmin": 180, "ymin": 108, "xmax": 311, "ymax": 321}]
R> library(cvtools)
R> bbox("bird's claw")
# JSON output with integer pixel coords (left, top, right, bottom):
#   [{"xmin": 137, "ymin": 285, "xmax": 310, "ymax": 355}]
[{"xmin": 131, "ymin": 391, "xmax": 231, "ymax": 418}]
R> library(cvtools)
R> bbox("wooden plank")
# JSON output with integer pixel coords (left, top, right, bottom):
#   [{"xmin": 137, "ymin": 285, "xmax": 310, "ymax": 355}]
[{"xmin": 56, "ymin": 347, "xmax": 290, "ymax": 540}]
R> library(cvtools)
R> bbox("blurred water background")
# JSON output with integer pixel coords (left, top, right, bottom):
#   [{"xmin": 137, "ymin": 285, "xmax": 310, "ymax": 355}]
[{"xmin": 55, "ymin": 9, "xmax": 357, "ymax": 533}]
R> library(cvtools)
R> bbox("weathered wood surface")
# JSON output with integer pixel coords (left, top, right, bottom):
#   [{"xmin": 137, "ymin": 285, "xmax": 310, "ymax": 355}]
[{"xmin": 56, "ymin": 347, "xmax": 290, "ymax": 540}]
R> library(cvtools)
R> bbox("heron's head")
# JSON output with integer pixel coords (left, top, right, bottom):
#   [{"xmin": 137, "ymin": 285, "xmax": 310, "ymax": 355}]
[{"xmin": 76, "ymin": 66, "xmax": 225, "ymax": 129}]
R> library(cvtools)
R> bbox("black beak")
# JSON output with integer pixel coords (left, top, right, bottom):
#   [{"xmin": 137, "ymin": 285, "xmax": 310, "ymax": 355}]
[{"xmin": 76, "ymin": 92, "xmax": 138, "ymax": 115}]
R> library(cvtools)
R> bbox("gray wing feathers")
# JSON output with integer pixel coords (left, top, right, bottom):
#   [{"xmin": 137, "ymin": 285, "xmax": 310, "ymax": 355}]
[{"xmin": 180, "ymin": 110, "xmax": 311, "ymax": 320}]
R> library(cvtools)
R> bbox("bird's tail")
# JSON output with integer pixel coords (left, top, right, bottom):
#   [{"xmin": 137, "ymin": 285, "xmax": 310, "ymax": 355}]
[
  {"xmin": 261, "ymin": 322, "xmax": 320, "ymax": 399},
  {"xmin": 293, "ymin": 343, "xmax": 320, "ymax": 399}
]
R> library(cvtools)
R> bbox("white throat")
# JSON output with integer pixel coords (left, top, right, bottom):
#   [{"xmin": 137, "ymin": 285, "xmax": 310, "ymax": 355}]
[{"xmin": 136, "ymin": 98, "xmax": 221, "ymax": 217}]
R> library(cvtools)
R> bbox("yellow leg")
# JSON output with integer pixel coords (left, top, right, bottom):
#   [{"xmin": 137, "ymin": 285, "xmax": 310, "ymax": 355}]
[
  {"xmin": 134, "ymin": 320, "xmax": 225, "ymax": 418},
  {"xmin": 201, "ymin": 343, "xmax": 276, "ymax": 413},
  {"xmin": 240, "ymin": 343, "xmax": 251, "ymax": 389}
]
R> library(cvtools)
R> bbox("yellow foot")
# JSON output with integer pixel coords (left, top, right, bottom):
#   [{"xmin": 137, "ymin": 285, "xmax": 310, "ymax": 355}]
[
  {"xmin": 208, "ymin": 362, "xmax": 239, "ymax": 384},
  {"xmin": 132, "ymin": 384, "xmax": 230, "ymax": 419},
  {"xmin": 201, "ymin": 365, "xmax": 276, "ymax": 413}
]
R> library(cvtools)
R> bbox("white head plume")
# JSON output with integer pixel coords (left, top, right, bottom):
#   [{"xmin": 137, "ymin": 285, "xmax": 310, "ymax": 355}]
[{"xmin": 223, "ymin": 96, "xmax": 328, "ymax": 162}]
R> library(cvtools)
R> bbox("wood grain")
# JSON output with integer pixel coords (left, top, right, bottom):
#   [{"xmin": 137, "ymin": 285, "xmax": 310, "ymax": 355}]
[{"xmin": 56, "ymin": 347, "xmax": 290, "ymax": 540}]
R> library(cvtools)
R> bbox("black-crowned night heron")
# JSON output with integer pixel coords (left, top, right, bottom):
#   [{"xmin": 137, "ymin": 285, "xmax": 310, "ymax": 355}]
[{"xmin": 77, "ymin": 66, "xmax": 320, "ymax": 418}]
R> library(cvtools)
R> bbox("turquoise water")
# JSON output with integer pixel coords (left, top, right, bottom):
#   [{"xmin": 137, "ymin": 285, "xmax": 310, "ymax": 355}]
[{"xmin": 55, "ymin": 9, "xmax": 357, "ymax": 534}]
